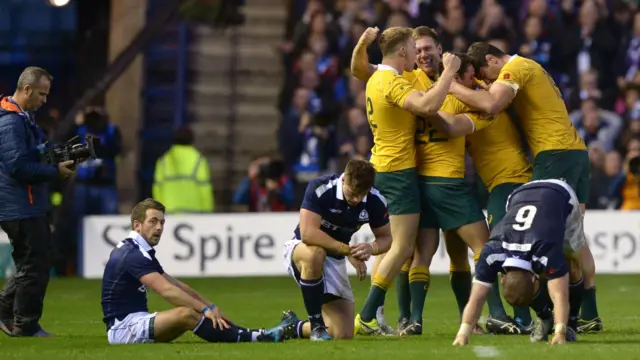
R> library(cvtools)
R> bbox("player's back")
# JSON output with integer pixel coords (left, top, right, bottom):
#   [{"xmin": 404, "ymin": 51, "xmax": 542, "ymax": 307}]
[
  {"xmin": 366, "ymin": 66, "xmax": 417, "ymax": 172},
  {"xmin": 101, "ymin": 239, "xmax": 154, "ymax": 324},
  {"xmin": 498, "ymin": 56, "xmax": 584, "ymax": 156},
  {"xmin": 466, "ymin": 111, "xmax": 532, "ymax": 191},
  {"xmin": 490, "ymin": 180, "xmax": 576, "ymax": 248}
]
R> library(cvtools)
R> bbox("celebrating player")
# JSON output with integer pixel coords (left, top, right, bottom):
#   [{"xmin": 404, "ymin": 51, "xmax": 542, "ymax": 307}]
[
  {"xmin": 350, "ymin": 26, "xmax": 461, "ymax": 336},
  {"xmin": 453, "ymin": 179, "xmax": 586, "ymax": 346},
  {"xmin": 280, "ymin": 159, "xmax": 392, "ymax": 341},
  {"xmin": 100, "ymin": 199, "xmax": 290, "ymax": 344},
  {"xmin": 452, "ymin": 43, "xmax": 601, "ymax": 333}
]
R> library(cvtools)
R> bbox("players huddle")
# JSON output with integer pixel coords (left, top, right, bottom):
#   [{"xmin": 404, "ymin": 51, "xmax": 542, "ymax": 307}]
[
  {"xmin": 280, "ymin": 25, "xmax": 602, "ymax": 345},
  {"xmin": 99, "ymin": 25, "xmax": 602, "ymax": 346}
]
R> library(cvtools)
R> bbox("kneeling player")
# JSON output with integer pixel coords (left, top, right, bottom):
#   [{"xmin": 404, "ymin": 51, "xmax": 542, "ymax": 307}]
[
  {"xmin": 281, "ymin": 160, "xmax": 392, "ymax": 341},
  {"xmin": 452, "ymin": 179, "xmax": 586, "ymax": 346},
  {"xmin": 101, "ymin": 199, "xmax": 290, "ymax": 344}
]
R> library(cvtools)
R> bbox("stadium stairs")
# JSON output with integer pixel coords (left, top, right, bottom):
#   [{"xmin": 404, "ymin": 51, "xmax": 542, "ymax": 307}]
[{"xmin": 188, "ymin": 0, "xmax": 286, "ymax": 211}]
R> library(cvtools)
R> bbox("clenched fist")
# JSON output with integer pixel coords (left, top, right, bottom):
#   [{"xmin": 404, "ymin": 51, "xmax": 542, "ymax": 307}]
[
  {"xmin": 359, "ymin": 27, "xmax": 379, "ymax": 45},
  {"xmin": 442, "ymin": 52, "xmax": 461, "ymax": 74}
]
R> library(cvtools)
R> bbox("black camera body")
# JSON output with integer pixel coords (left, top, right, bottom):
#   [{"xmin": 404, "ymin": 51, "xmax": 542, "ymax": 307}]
[
  {"xmin": 41, "ymin": 135, "xmax": 99, "ymax": 166},
  {"xmin": 629, "ymin": 156, "xmax": 640, "ymax": 176}
]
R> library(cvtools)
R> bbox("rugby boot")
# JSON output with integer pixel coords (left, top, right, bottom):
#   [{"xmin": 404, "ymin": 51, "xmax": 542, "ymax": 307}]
[
  {"xmin": 377, "ymin": 316, "xmax": 397, "ymax": 336},
  {"xmin": 0, "ymin": 319, "xmax": 13, "ymax": 337},
  {"xmin": 399, "ymin": 320, "xmax": 422, "ymax": 336},
  {"xmin": 257, "ymin": 323, "xmax": 288, "ymax": 343},
  {"xmin": 354, "ymin": 314, "xmax": 383, "ymax": 336},
  {"xmin": 576, "ymin": 317, "xmax": 603, "ymax": 333},
  {"xmin": 310, "ymin": 325, "xmax": 332, "ymax": 341},
  {"xmin": 530, "ymin": 317, "xmax": 553, "ymax": 343},
  {"xmin": 279, "ymin": 310, "xmax": 300, "ymax": 339},
  {"xmin": 485, "ymin": 316, "xmax": 527, "ymax": 335},
  {"xmin": 397, "ymin": 317, "xmax": 410, "ymax": 334}
]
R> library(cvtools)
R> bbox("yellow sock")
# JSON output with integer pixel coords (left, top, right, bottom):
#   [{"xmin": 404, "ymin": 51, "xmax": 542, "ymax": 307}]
[
  {"xmin": 409, "ymin": 266, "xmax": 430, "ymax": 284},
  {"xmin": 372, "ymin": 274, "xmax": 392, "ymax": 291},
  {"xmin": 401, "ymin": 260, "xmax": 411, "ymax": 273}
]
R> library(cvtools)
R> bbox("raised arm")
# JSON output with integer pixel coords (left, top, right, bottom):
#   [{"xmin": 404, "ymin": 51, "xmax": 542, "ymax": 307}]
[
  {"xmin": 402, "ymin": 54, "xmax": 461, "ymax": 116},
  {"xmin": 350, "ymin": 27, "xmax": 380, "ymax": 82}
]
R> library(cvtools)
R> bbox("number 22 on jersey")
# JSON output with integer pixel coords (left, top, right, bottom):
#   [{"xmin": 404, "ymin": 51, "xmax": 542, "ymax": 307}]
[{"xmin": 415, "ymin": 116, "xmax": 447, "ymax": 144}]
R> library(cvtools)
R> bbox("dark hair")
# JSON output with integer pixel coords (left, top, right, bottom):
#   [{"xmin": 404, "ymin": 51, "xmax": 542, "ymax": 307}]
[
  {"xmin": 467, "ymin": 42, "xmax": 507, "ymax": 70},
  {"xmin": 502, "ymin": 269, "xmax": 535, "ymax": 307},
  {"xmin": 454, "ymin": 52, "xmax": 473, "ymax": 78},
  {"xmin": 344, "ymin": 159, "xmax": 375, "ymax": 195},
  {"xmin": 131, "ymin": 198, "xmax": 166, "ymax": 227},
  {"xmin": 174, "ymin": 126, "xmax": 194, "ymax": 145},
  {"xmin": 17, "ymin": 66, "xmax": 53, "ymax": 90}
]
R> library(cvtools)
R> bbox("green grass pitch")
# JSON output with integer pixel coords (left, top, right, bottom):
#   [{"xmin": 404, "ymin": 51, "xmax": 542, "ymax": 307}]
[{"xmin": 0, "ymin": 275, "xmax": 638, "ymax": 359}]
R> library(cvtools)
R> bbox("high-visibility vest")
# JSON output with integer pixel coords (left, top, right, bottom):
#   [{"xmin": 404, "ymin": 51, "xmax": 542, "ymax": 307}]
[{"xmin": 152, "ymin": 145, "xmax": 214, "ymax": 213}]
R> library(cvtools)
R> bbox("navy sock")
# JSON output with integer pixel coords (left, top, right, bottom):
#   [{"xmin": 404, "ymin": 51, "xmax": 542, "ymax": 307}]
[
  {"xmin": 193, "ymin": 317, "xmax": 258, "ymax": 342},
  {"xmin": 530, "ymin": 281, "xmax": 552, "ymax": 320},
  {"xmin": 300, "ymin": 277, "xmax": 326, "ymax": 328},
  {"xmin": 569, "ymin": 277, "xmax": 584, "ymax": 324}
]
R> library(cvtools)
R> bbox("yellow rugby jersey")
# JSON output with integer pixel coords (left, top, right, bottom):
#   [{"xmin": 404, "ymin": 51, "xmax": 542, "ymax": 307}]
[
  {"xmin": 416, "ymin": 93, "xmax": 493, "ymax": 178},
  {"xmin": 496, "ymin": 55, "xmax": 585, "ymax": 156},
  {"xmin": 366, "ymin": 65, "xmax": 419, "ymax": 172},
  {"xmin": 466, "ymin": 111, "xmax": 532, "ymax": 191}
]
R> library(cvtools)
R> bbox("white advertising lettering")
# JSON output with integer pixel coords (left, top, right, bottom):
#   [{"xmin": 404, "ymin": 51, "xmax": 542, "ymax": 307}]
[{"xmin": 78, "ymin": 211, "xmax": 640, "ymax": 278}]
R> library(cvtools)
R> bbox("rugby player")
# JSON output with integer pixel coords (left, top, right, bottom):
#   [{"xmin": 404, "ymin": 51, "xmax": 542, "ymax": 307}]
[
  {"xmin": 100, "ymin": 199, "xmax": 290, "ymax": 344},
  {"xmin": 452, "ymin": 43, "xmax": 602, "ymax": 333},
  {"xmin": 453, "ymin": 179, "xmax": 585, "ymax": 346},
  {"xmin": 279, "ymin": 159, "xmax": 392, "ymax": 341},
  {"xmin": 465, "ymin": 89, "xmax": 534, "ymax": 334},
  {"xmin": 351, "ymin": 27, "xmax": 493, "ymax": 336},
  {"xmin": 349, "ymin": 26, "xmax": 461, "ymax": 336}
]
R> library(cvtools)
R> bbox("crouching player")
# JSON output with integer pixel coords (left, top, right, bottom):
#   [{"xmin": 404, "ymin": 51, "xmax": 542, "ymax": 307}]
[
  {"xmin": 452, "ymin": 179, "xmax": 586, "ymax": 346},
  {"xmin": 281, "ymin": 159, "xmax": 392, "ymax": 341},
  {"xmin": 101, "ymin": 198, "xmax": 290, "ymax": 344}
]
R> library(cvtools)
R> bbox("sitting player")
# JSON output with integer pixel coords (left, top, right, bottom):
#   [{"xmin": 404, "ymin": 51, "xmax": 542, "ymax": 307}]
[
  {"xmin": 452, "ymin": 179, "xmax": 586, "ymax": 346},
  {"xmin": 280, "ymin": 159, "xmax": 392, "ymax": 341},
  {"xmin": 101, "ymin": 198, "xmax": 291, "ymax": 344}
]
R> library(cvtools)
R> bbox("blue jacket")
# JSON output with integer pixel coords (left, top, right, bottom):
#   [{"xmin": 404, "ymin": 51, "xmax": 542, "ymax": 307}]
[{"xmin": 0, "ymin": 97, "xmax": 59, "ymax": 220}]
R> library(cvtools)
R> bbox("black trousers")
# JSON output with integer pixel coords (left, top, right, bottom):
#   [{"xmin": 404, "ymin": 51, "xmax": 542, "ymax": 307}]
[{"xmin": 0, "ymin": 215, "xmax": 52, "ymax": 334}]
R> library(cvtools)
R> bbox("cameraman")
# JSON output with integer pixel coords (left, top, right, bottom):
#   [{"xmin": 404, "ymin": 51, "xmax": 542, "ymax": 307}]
[
  {"xmin": 233, "ymin": 155, "xmax": 294, "ymax": 212},
  {"xmin": 0, "ymin": 67, "xmax": 74, "ymax": 337}
]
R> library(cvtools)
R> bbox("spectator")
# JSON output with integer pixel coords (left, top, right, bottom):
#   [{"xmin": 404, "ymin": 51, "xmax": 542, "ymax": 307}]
[
  {"xmin": 232, "ymin": 155, "xmax": 294, "ymax": 212},
  {"xmin": 570, "ymin": 98, "xmax": 623, "ymax": 151},
  {"xmin": 152, "ymin": 126, "xmax": 214, "ymax": 213},
  {"xmin": 518, "ymin": 15, "xmax": 553, "ymax": 70},
  {"xmin": 559, "ymin": 0, "xmax": 616, "ymax": 88},
  {"xmin": 567, "ymin": 68, "xmax": 617, "ymax": 111},
  {"xmin": 616, "ymin": 10, "xmax": 640, "ymax": 91},
  {"xmin": 608, "ymin": 141, "xmax": 640, "ymax": 210}
]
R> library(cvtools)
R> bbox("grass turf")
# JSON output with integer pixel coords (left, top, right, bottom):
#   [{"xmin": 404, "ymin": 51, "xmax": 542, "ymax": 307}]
[{"xmin": 0, "ymin": 275, "xmax": 638, "ymax": 359}]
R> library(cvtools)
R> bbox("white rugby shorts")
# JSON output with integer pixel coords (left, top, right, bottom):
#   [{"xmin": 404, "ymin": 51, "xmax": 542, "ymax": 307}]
[
  {"xmin": 283, "ymin": 238, "xmax": 354, "ymax": 302},
  {"xmin": 107, "ymin": 311, "xmax": 157, "ymax": 344}
]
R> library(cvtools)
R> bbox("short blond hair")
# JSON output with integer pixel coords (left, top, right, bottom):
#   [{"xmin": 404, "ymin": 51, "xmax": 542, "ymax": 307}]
[{"xmin": 379, "ymin": 27, "xmax": 414, "ymax": 56}]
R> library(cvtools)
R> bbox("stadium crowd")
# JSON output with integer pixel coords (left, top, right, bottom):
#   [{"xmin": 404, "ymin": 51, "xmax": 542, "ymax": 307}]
[{"xmin": 275, "ymin": 0, "xmax": 640, "ymax": 210}]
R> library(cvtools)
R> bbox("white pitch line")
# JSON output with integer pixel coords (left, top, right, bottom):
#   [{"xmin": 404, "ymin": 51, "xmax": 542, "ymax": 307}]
[{"xmin": 473, "ymin": 346, "xmax": 501, "ymax": 358}]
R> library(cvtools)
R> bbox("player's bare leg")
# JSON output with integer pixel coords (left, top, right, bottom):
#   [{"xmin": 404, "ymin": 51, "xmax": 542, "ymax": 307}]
[
  {"xmin": 445, "ymin": 228, "xmax": 486, "ymax": 334},
  {"xmin": 577, "ymin": 203, "xmax": 602, "ymax": 332},
  {"xmin": 400, "ymin": 228, "xmax": 438, "ymax": 336},
  {"xmin": 355, "ymin": 214, "xmax": 419, "ymax": 335},
  {"xmin": 153, "ymin": 307, "xmax": 285, "ymax": 343},
  {"xmin": 292, "ymin": 243, "xmax": 332, "ymax": 340},
  {"xmin": 370, "ymin": 253, "xmax": 396, "ymax": 335}
]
